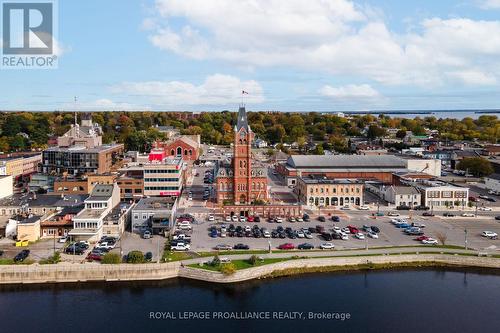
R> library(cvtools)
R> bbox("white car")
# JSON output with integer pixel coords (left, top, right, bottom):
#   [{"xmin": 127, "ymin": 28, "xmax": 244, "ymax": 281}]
[
  {"xmin": 239, "ymin": 216, "xmax": 246, "ymax": 222},
  {"xmin": 461, "ymin": 213, "xmax": 475, "ymax": 217},
  {"xmin": 333, "ymin": 226, "xmax": 341, "ymax": 232},
  {"xmin": 275, "ymin": 217, "xmax": 283, "ymax": 223},
  {"xmin": 355, "ymin": 232, "xmax": 365, "ymax": 240},
  {"xmin": 304, "ymin": 231, "xmax": 313, "ymax": 239},
  {"xmin": 289, "ymin": 217, "xmax": 296, "ymax": 222},
  {"xmin": 368, "ymin": 231, "xmax": 379, "ymax": 239},
  {"xmin": 320, "ymin": 243, "xmax": 335, "ymax": 250},
  {"xmin": 422, "ymin": 238, "xmax": 438, "ymax": 245},
  {"xmin": 263, "ymin": 230, "xmax": 271, "ymax": 238},
  {"xmin": 296, "ymin": 230, "xmax": 305, "ymax": 238},
  {"xmin": 58, "ymin": 236, "xmax": 68, "ymax": 243},
  {"xmin": 220, "ymin": 231, "xmax": 227, "ymax": 238},
  {"xmin": 358, "ymin": 205, "xmax": 370, "ymax": 210},
  {"xmin": 231, "ymin": 215, "xmax": 239, "ymax": 222},
  {"xmin": 341, "ymin": 205, "xmax": 351, "ymax": 210},
  {"xmin": 296, "ymin": 217, "xmax": 304, "ymax": 222},
  {"xmin": 208, "ymin": 214, "xmax": 215, "ymax": 221},
  {"xmin": 479, "ymin": 207, "xmax": 492, "ymax": 211},
  {"xmin": 341, "ymin": 227, "xmax": 350, "ymax": 234},
  {"xmin": 244, "ymin": 226, "xmax": 251, "ymax": 232},
  {"xmin": 177, "ymin": 222, "xmax": 192, "ymax": 230},
  {"xmin": 171, "ymin": 243, "xmax": 191, "ymax": 251},
  {"xmin": 387, "ymin": 212, "xmax": 400, "ymax": 217},
  {"xmin": 98, "ymin": 242, "xmax": 115, "ymax": 250},
  {"xmin": 482, "ymin": 231, "xmax": 498, "ymax": 238},
  {"xmin": 225, "ymin": 216, "xmax": 231, "ymax": 222},
  {"xmin": 340, "ymin": 232, "xmax": 349, "ymax": 240}
]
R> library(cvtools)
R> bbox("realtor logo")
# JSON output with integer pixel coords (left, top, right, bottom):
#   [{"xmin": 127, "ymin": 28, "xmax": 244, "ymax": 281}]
[{"xmin": 1, "ymin": 0, "xmax": 58, "ymax": 69}]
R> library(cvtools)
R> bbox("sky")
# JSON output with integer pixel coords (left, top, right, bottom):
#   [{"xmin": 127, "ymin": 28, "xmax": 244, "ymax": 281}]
[{"xmin": 1, "ymin": 0, "xmax": 500, "ymax": 112}]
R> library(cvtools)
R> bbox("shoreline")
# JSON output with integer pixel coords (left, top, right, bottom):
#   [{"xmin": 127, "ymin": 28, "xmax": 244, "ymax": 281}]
[{"xmin": 2, "ymin": 252, "xmax": 500, "ymax": 286}]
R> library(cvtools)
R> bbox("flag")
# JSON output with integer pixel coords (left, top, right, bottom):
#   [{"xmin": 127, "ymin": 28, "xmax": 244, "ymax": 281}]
[{"xmin": 242, "ymin": 90, "xmax": 249, "ymax": 95}]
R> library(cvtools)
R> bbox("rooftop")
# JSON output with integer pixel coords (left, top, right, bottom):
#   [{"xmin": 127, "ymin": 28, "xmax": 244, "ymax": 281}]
[
  {"xmin": 87, "ymin": 184, "xmax": 114, "ymax": 200},
  {"xmin": 133, "ymin": 197, "xmax": 176, "ymax": 211},
  {"xmin": 300, "ymin": 176, "xmax": 362, "ymax": 185},
  {"xmin": 0, "ymin": 193, "xmax": 87, "ymax": 208},
  {"xmin": 44, "ymin": 143, "xmax": 123, "ymax": 154},
  {"xmin": 286, "ymin": 155, "xmax": 406, "ymax": 169}
]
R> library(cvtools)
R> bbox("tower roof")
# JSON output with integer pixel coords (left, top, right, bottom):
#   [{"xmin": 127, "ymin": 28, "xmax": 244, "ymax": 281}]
[{"xmin": 236, "ymin": 105, "xmax": 250, "ymax": 132}]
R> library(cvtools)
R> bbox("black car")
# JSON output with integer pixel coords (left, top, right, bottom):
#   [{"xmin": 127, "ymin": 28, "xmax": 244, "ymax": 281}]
[
  {"xmin": 271, "ymin": 231, "xmax": 279, "ymax": 238},
  {"xmin": 318, "ymin": 216, "xmax": 326, "ymax": 222},
  {"xmin": 278, "ymin": 232, "xmax": 287, "ymax": 239},
  {"xmin": 396, "ymin": 205, "xmax": 411, "ymax": 210},
  {"xmin": 303, "ymin": 214, "xmax": 310, "ymax": 222},
  {"xmin": 316, "ymin": 225, "xmax": 325, "ymax": 233},
  {"xmin": 0, "ymin": 250, "xmax": 4, "ymax": 257},
  {"xmin": 495, "ymin": 216, "xmax": 500, "ymax": 221},
  {"xmin": 414, "ymin": 206, "xmax": 430, "ymax": 211},
  {"xmin": 443, "ymin": 213, "xmax": 455, "ymax": 217},
  {"xmin": 254, "ymin": 216, "xmax": 261, "ymax": 222},
  {"xmin": 308, "ymin": 227, "xmax": 317, "ymax": 233},
  {"xmin": 287, "ymin": 232, "xmax": 297, "ymax": 239},
  {"xmin": 233, "ymin": 243, "xmax": 249, "ymax": 250},
  {"xmin": 144, "ymin": 252, "xmax": 153, "ymax": 262},
  {"xmin": 487, "ymin": 197, "xmax": 497, "ymax": 202},
  {"xmin": 298, "ymin": 243, "xmax": 314, "ymax": 250},
  {"xmin": 321, "ymin": 232, "xmax": 333, "ymax": 241},
  {"xmin": 370, "ymin": 226, "xmax": 380, "ymax": 233},
  {"xmin": 332, "ymin": 215, "xmax": 340, "ymax": 222},
  {"xmin": 422, "ymin": 212, "xmax": 435, "ymax": 217},
  {"xmin": 14, "ymin": 249, "xmax": 30, "ymax": 262},
  {"xmin": 65, "ymin": 245, "xmax": 84, "ymax": 255}
]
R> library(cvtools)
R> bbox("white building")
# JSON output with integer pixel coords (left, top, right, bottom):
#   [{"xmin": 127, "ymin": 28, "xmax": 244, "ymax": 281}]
[
  {"xmin": 70, "ymin": 184, "xmax": 120, "ymax": 242},
  {"xmin": 0, "ymin": 176, "xmax": 13, "ymax": 200},
  {"xmin": 366, "ymin": 182, "xmax": 421, "ymax": 207},
  {"xmin": 131, "ymin": 197, "xmax": 177, "ymax": 235},
  {"xmin": 414, "ymin": 181, "xmax": 469, "ymax": 209}
]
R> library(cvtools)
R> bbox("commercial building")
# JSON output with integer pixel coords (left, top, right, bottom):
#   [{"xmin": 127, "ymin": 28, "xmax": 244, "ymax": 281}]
[
  {"xmin": 0, "ymin": 154, "xmax": 42, "ymax": 180},
  {"xmin": 366, "ymin": 182, "xmax": 421, "ymax": 208},
  {"xmin": 277, "ymin": 155, "xmax": 441, "ymax": 186},
  {"xmin": 131, "ymin": 197, "xmax": 177, "ymax": 235},
  {"xmin": 53, "ymin": 173, "xmax": 117, "ymax": 195},
  {"xmin": 57, "ymin": 112, "xmax": 103, "ymax": 149},
  {"xmin": 40, "ymin": 206, "xmax": 82, "ymax": 239},
  {"xmin": 69, "ymin": 184, "xmax": 120, "ymax": 242},
  {"xmin": 16, "ymin": 215, "xmax": 42, "ymax": 242},
  {"xmin": 41, "ymin": 144, "xmax": 124, "ymax": 176},
  {"xmin": 295, "ymin": 176, "xmax": 364, "ymax": 208},
  {"xmin": 413, "ymin": 180, "xmax": 469, "ymax": 209},
  {"xmin": 0, "ymin": 193, "xmax": 87, "ymax": 217},
  {"xmin": 216, "ymin": 106, "xmax": 268, "ymax": 205}
]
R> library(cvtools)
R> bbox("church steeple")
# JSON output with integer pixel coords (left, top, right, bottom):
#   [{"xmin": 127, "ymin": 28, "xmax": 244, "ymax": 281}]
[{"xmin": 236, "ymin": 105, "xmax": 250, "ymax": 132}]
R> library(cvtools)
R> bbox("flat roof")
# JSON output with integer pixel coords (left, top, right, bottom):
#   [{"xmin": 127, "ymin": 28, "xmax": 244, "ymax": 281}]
[
  {"xmin": 287, "ymin": 155, "xmax": 407, "ymax": 169},
  {"xmin": 0, "ymin": 193, "xmax": 87, "ymax": 208},
  {"xmin": 299, "ymin": 176, "xmax": 362, "ymax": 185},
  {"xmin": 133, "ymin": 197, "xmax": 176, "ymax": 211},
  {"xmin": 44, "ymin": 143, "xmax": 123, "ymax": 154}
]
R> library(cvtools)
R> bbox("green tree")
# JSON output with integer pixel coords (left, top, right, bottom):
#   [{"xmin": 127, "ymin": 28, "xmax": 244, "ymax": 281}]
[
  {"xmin": 102, "ymin": 253, "xmax": 121, "ymax": 264},
  {"xmin": 219, "ymin": 262, "xmax": 237, "ymax": 275},
  {"xmin": 367, "ymin": 125, "xmax": 387, "ymax": 140},
  {"xmin": 457, "ymin": 157, "xmax": 494, "ymax": 177},
  {"xmin": 126, "ymin": 250, "xmax": 145, "ymax": 264}
]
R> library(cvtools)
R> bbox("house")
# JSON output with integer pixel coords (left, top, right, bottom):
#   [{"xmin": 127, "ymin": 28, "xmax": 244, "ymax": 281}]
[
  {"xmin": 385, "ymin": 186, "xmax": 421, "ymax": 208},
  {"xmin": 253, "ymin": 138, "xmax": 268, "ymax": 149},
  {"xmin": 69, "ymin": 184, "xmax": 120, "ymax": 242}
]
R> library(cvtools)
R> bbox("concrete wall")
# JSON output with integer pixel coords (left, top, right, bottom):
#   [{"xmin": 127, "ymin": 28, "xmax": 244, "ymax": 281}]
[
  {"xmin": 0, "ymin": 175, "xmax": 13, "ymax": 199},
  {"xmin": 2, "ymin": 254, "xmax": 500, "ymax": 285}
]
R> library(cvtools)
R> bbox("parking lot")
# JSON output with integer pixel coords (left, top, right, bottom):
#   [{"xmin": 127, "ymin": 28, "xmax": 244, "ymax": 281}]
[{"xmin": 178, "ymin": 209, "xmax": 500, "ymax": 253}]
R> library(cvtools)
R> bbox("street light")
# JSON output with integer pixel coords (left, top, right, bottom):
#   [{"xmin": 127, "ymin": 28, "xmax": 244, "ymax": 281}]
[{"xmin": 464, "ymin": 228, "xmax": 468, "ymax": 250}]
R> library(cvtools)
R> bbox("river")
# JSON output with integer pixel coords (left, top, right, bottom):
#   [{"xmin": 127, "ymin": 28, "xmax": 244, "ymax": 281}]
[{"xmin": 1, "ymin": 269, "xmax": 499, "ymax": 332}]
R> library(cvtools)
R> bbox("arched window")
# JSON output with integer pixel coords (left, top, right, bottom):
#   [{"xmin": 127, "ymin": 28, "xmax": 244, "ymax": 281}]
[
  {"xmin": 184, "ymin": 149, "xmax": 188, "ymax": 155},
  {"xmin": 189, "ymin": 149, "xmax": 192, "ymax": 155},
  {"xmin": 170, "ymin": 149, "xmax": 174, "ymax": 155},
  {"xmin": 176, "ymin": 147, "xmax": 182, "ymax": 156}
]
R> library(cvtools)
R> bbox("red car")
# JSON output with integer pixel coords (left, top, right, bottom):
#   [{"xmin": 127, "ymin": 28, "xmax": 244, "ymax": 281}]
[
  {"xmin": 347, "ymin": 225, "xmax": 359, "ymax": 234},
  {"xmin": 247, "ymin": 216, "xmax": 254, "ymax": 222},
  {"xmin": 278, "ymin": 243, "xmax": 295, "ymax": 250},
  {"xmin": 415, "ymin": 235, "xmax": 429, "ymax": 241},
  {"xmin": 87, "ymin": 253, "xmax": 103, "ymax": 261}
]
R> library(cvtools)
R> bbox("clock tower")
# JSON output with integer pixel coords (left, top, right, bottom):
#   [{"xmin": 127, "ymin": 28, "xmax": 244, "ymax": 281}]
[{"xmin": 233, "ymin": 105, "xmax": 253, "ymax": 204}]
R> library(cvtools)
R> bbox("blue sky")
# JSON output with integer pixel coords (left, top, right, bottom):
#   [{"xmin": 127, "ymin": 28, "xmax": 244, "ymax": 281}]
[{"xmin": 1, "ymin": 0, "xmax": 500, "ymax": 111}]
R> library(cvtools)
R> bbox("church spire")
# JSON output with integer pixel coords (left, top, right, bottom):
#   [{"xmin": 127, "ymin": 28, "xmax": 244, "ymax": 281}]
[{"xmin": 236, "ymin": 104, "xmax": 250, "ymax": 132}]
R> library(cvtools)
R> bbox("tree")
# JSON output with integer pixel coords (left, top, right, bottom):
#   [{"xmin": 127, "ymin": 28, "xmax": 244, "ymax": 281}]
[
  {"xmin": 457, "ymin": 157, "xmax": 494, "ymax": 177},
  {"xmin": 126, "ymin": 250, "xmax": 145, "ymax": 263},
  {"xmin": 248, "ymin": 255, "xmax": 258, "ymax": 266},
  {"xmin": 435, "ymin": 232, "xmax": 447, "ymax": 245},
  {"xmin": 102, "ymin": 253, "xmax": 121, "ymax": 264},
  {"xmin": 219, "ymin": 262, "xmax": 237, "ymax": 275},
  {"xmin": 367, "ymin": 125, "xmax": 387, "ymax": 140},
  {"xmin": 396, "ymin": 129, "xmax": 407, "ymax": 139}
]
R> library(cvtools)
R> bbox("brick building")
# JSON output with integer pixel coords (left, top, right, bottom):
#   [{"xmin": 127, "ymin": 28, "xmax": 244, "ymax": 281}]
[
  {"xmin": 152, "ymin": 135, "xmax": 200, "ymax": 161},
  {"xmin": 216, "ymin": 106, "xmax": 268, "ymax": 205}
]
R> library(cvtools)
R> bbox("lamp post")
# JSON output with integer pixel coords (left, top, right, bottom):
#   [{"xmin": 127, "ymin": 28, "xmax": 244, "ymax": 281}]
[{"xmin": 464, "ymin": 228, "xmax": 468, "ymax": 250}]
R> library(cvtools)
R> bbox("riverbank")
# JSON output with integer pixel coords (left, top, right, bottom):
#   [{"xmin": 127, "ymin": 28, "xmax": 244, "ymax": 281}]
[{"xmin": 2, "ymin": 250, "xmax": 500, "ymax": 285}]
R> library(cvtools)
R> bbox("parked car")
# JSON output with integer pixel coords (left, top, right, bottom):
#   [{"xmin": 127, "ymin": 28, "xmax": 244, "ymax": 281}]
[
  {"xmin": 278, "ymin": 243, "xmax": 295, "ymax": 250},
  {"xmin": 207, "ymin": 214, "xmax": 215, "ymax": 222},
  {"xmin": 318, "ymin": 216, "xmax": 326, "ymax": 222},
  {"xmin": 65, "ymin": 245, "xmax": 84, "ymax": 255},
  {"xmin": 320, "ymin": 242, "xmax": 335, "ymax": 250},
  {"xmin": 411, "ymin": 222, "xmax": 426, "ymax": 228},
  {"xmin": 461, "ymin": 213, "xmax": 475, "ymax": 217},
  {"xmin": 354, "ymin": 232, "xmax": 365, "ymax": 240},
  {"xmin": 142, "ymin": 230, "xmax": 152, "ymax": 239},
  {"xmin": 358, "ymin": 205, "xmax": 370, "ymax": 210},
  {"xmin": 233, "ymin": 243, "xmax": 249, "ymax": 250},
  {"xmin": 396, "ymin": 205, "xmax": 411, "ymax": 210},
  {"xmin": 321, "ymin": 232, "xmax": 333, "ymax": 241},
  {"xmin": 341, "ymin": 205, "xmax": 351, "ymax": 210},
  {"xmin": 171, "ymin": 243, "xmax": 191, "ymax": 251},
  {"xmin": 370, "ymin": 226, "xmax": 380, "ymax": 233},
  {"xmin": 214, "ymin": 244, "xmax": 232, "ymax": 251},
  {"xmin": 14, "ymin": 249, "xmax": 30, "ymax": 262},
  {"xmin": 247, "ymin": 216, "xmax": 254, "ymax": 222},
  {"xmin": 422, "ymin": 238, "xmax": 438, "ymax": 245},
  {"xmin": 422, "ymin": 212, "xmax": 435, "ymax": 217},
  {"xmin": 443, "ymin": 213, "xmax": 455, "ymax": 217},
  {"xmin": 58, "ymin": 236, "xmax": 68, "ymax": 243},
  {"xmin": 86, "ymin": 252, "xmax": 103, "ymax": 261},
  {"xmin": 332, "ymin": 215, "xmax": 340, "ymax": 222},
  {"xmin": 368, "ymin": 231, "xmax": 379, "ymax": 239},
  {"xmin": 297, "ymin": 243, "xmax": 314, "ymax": 250},
  {"xmin": 478, "ymin": 207, "xmax": 492, "ymax": 211},
  {"xmin": 414, "ymin": 206, "xmax": 430, "ymax": 211},
  {"xmin": 254, "ymin": 216, "xmax": 261, "ymax": 222},
  {"xmin": 495, "ymin": 216, "xmax": 500, "ymax": 221},
  {"xmin": 144, "ymin": 252, "xmax": 153, "ymax": 262},
  {"xmin": 387, "ymin": 212, "xmax": 399, "ymax": 217},
  {"xmin": 415, "ymin": 235, "xmax": 429, "ymax": 242},
  {"xmin": 302, "ymin": 214, "xmax": 310, "ymax": 222}
]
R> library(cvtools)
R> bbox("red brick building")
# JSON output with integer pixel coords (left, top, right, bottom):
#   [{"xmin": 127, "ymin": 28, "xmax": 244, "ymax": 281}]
[
  {"xmin": 152, "ymin": 135, "xmax": 200, "ymax": 161},
  {"xmin": 216, "ymin": 106, "xmax": 268, "ymax": 205}
]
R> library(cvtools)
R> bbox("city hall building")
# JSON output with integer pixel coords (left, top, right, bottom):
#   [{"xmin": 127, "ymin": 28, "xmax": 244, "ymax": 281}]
[{"xmin": 216, "ymin": 106, "xmax": 268, "ymax": 205}]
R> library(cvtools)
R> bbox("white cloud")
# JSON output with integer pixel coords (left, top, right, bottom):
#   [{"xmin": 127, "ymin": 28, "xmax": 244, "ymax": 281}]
[
  {"xmin": 111, "ymin": 74, "xmax": 264, "ymax": 106},
  {"xmin": 64, "ymin": 99, "xmax": 150, "ymax": 111},
  {"xmin": 146, "ymin": 0, "xmax": 500, "ymax": 87},
  {"xmin": 479, "ymin": 0, "xmax": 500, "ymax": 9},
  {"xmin": 319, "ymin": 84, "xmax": 381, "ymax": 99}
]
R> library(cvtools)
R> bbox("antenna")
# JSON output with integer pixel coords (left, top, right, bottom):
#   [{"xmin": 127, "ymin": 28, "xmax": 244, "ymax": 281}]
[{"xmin": 74, "ymin": 96, "xmax": 78, "ymax": 126}]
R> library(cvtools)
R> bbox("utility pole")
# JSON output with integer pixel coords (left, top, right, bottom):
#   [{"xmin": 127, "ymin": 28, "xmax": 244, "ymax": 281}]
[
  {"xmin": 157, "ymin": 236, "xmax": 160, "ymax": 264},
  {"xmin": 464, "ymin": 228, "xmax": 468, "ymax": 250}
]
